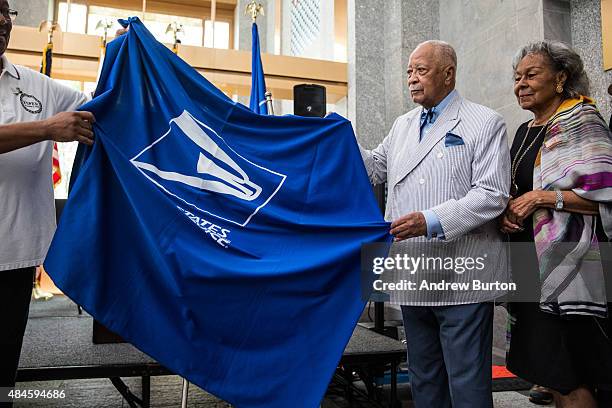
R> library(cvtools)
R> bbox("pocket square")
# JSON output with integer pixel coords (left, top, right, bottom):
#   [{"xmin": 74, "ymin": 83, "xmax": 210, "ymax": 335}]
[{"xmin": 444, "ymin": 132, "xmax": 464, "ymax": 147}]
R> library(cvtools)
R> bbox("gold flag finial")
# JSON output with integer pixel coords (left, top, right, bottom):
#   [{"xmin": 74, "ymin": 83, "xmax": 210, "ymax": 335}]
[
  {"xmin": 38, "ymin": 20, "xmax": 59, "ymax": 44},
  {"xmin": 245, "ymin": 1, "xmax": 264, "ymax": 22}
]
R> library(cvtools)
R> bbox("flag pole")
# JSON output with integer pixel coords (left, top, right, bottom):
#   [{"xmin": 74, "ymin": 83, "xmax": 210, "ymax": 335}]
[
  {"xmin": 37, "ymin": 21, "xmax": 61, "ymax": 186},
  {"xmin": 34, "ymin": 20, "xmax": 60, "ymax": 302},
  {"xmin": 265, "ymin": 91, "xmax": 274, "ymax": 115},
  {"xmin": 211, "ymin": 0, "xmax": 216, "ymax": 48},
  {"xmin": 65, "ymin": 0, "xmax": 71, "ymax": 31},
  {"xmin": 246, "ymin": 1, "xmax": 274, "ymax": 115},
  {"xmin": 180, "ymin": 378, "xmax": 189, "ymax": 407}
]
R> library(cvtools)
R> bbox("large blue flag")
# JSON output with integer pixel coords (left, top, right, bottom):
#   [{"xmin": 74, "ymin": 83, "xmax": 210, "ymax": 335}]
[
  {"xmin": 44, "ymin": 17, "xmax": 390, "ymax": 408},
  {"xmin": 249, "ymin": 22, "xmax": 267, "ymax": 114}
]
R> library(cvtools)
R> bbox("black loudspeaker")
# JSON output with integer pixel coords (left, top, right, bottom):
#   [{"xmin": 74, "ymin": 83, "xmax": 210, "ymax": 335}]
[{"xmin": 293, "ymin": 84, "xmax": 326, "ymax": 117}]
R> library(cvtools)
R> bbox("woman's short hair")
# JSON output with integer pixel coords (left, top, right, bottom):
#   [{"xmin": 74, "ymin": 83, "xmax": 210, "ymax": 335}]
[{"xmin": 512, "ymin": 41, "xmax": 590, "ymax": 98}]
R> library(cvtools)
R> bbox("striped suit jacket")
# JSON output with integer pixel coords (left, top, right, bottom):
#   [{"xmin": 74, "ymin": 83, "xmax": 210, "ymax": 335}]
[{"xmin": 361, "ymin": 91, "xmax": 512, "ymax": 305}]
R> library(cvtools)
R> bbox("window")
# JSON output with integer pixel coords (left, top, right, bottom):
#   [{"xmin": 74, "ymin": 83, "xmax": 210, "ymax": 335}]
[
  {"xmin": 289, "ymin": 0, "xmax": 320, "ymax": 57},
  {"xmin": 56, "ymin": 2, "xmax": 233, "ymax": 49},
  {"xmin": 204, "ymin": 21, "xmax": 230, "ymax": 49},
  {"xmin": 57, "ymin": 2, "xmax": 88, "ymax": 34}
]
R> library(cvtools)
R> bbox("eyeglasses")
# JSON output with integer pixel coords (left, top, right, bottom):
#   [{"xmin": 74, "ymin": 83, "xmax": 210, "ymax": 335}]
[{"xmin": 1, "ymin": 9, "xmax": 17, "ymax": 22}]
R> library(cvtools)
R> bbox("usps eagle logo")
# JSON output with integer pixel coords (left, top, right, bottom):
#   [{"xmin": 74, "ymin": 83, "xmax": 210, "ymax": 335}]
[{"xmin": 131, "ymin": 110, "xmax": 286, "ymax": 227}]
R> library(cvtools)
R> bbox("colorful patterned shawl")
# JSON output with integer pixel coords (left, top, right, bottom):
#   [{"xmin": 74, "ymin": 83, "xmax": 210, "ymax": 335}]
[{"xmin": 533, "ymin": 96, "xmax": 612, "ymax": 318}]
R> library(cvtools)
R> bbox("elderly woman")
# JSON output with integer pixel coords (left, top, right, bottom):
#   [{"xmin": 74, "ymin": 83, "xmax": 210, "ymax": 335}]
[{"xmin": 501, "ymin": 41, "xmax": 612, "ymax": 408}]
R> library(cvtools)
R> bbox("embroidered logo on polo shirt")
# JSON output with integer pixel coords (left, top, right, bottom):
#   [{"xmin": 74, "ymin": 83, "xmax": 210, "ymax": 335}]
[{"xmin": 14, "ymin": 88, "xmax": 43, "ymax": 114}]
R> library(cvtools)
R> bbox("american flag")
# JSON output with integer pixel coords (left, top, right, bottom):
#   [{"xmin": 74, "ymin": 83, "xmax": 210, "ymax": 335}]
[{"xmin": 52, "ymin": 143, "xmax": 61, "ymax": 187}]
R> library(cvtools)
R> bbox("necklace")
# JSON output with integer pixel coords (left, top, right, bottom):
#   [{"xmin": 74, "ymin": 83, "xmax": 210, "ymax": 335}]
[{"xmin": 510, "ymin": 121, "xmax": 546, "ymax": 197}]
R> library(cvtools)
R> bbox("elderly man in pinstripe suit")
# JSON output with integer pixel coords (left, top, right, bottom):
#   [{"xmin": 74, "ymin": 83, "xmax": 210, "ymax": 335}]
[{"xmin": 360, "ymin": 40, "xmax": 511, "ymax": 408}]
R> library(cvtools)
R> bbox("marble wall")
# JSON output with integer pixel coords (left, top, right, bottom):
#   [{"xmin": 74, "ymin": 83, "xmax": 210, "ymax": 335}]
[
  {"xmin": 349, "ymin": 0, "xmax": 610, "ymax": 145},
  {"xmin": 348, "ymin": 0, "xmax": 438, "ymax": 149},
  {"xmin": 383, "ymin": 0, "xmax": 439, "ymax": 128},
  {"xmin": 439, "ymin": 0, "xmax": 546, "ymax": 141},
  {"xmin": 347, "ymin": 0, "xmax": 387, "ymax": 149},
  {"xmin": 571, "ymin": 0, "xmax": 612, "ymax": 124},
  {"xmin": 349, "ymin": 0, "xmax": 558, "ymax": 146},
  {"xmin": 13, "ymin": 0, "xmax": 50, "ymax": 28},
  {"xmin": 544, "ymin": 0, "xmax": 572, "ymax": 44}
]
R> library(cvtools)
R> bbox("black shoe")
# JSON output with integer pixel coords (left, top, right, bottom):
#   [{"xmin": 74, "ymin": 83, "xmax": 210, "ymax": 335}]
[{"xmin": 529, "ymin": 385, "xmax": 553, "ymax": 405}]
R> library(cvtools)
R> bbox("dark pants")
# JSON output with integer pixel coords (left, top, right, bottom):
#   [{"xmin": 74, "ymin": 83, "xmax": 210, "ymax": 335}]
[
  {"xmin": 0, "ymin": 267, "xmax": 34, "ymax": 407},
  {"xmin": 401, "ymin": 303, "xmax": 494, "ymax": 408}
]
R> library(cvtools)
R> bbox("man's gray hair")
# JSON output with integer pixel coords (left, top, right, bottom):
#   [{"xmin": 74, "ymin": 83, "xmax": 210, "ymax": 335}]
[
  {"xmin": 512, "ymin": 41, "xmax": 590, "ymax": 98},
  {"xmin": 418, "ymin": 40, "xmax": 457, "ymax": 69}
]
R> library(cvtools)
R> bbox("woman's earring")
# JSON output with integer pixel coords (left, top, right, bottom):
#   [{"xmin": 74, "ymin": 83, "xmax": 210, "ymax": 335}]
[{"xmin": 556, "ymin": 83, "xmax": 564, "ymax": 94}]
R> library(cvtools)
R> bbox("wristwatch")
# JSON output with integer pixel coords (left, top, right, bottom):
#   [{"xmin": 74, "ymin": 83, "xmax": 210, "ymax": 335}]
[{"xmin": 555, "ymin": 190, "xmax": 564, "ymax": 211}]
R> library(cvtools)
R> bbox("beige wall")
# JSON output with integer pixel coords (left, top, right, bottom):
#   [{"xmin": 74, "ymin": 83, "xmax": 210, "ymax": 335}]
[{"xmin": 602, "ymin": 0, "xmax": 612, "ymax": 70}]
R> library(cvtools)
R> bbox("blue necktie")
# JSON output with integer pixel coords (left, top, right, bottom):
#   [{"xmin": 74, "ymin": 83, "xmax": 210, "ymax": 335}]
[{"xmin": 420, "ymin": 108, "xmax": 435, "ymax": 140}]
